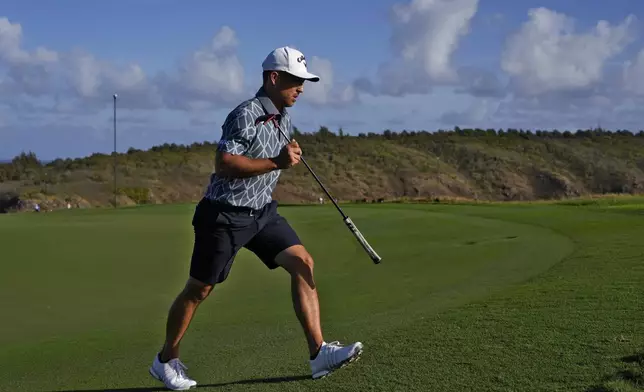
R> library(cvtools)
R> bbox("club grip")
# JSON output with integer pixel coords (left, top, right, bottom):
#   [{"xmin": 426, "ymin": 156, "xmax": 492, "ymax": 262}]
[{"xmin": 344, "ymin": 217, "xmax": 382, "ymax": 264}]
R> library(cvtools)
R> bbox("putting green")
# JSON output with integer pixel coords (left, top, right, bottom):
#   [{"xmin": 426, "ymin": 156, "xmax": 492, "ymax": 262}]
[{"xmin": 0, "ymin": 203, "xmax": 572, "ymax": 391}]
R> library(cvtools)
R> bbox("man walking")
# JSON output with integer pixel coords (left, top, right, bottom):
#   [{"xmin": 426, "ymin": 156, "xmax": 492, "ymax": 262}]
[{"xmin": 149, "ymin": 46, "xmax": 363, "ymax": 390}]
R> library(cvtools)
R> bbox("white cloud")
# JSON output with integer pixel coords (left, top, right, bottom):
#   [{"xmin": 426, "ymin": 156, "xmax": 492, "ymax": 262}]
[
  {"xmin": 62, "ymin": 50, "xmax": 152, "ymax": 102},
  {"xmin": 0, "ymin": 16, "xmax": 161, "ymax": 110},
  {"xmin": 390, "ymin": 0, "xmax": 478, "ymax": 83},
  {"xmin": 339, "ymin": 84, "xmax": 357, "ymax": 103},
  {"xmin": 210, "ymin": 25, "xmax": 238, "ymax": 53},
  {"xmin": 0, "ymin": 15, "xmax": 364, "ymax": 121},
  {"xmin": 623, "ymin": 49, "xmax": 644, "ymax": 95},
  {"xmin": 301, "ymin": 56, "xmax": 357, "ymax": 107},
  {"xmin": 353, "ymin": 0, "xmax": 479, "ymax": 97},
  {"xmin": 305, "ymin": 56, "xmax": 334, "ymax": 104},
  {"xmin": 474, "ymin": 7, "xmax": 644, "ymax": 132},
  {"xmin": 66, "ymin": 52, "xmax": 101, "ymax": 97},
  {"xmin": 0, "ymin": 18, "xmax": 245, "ymax": 112},
  {"xmin": 439, "ymin": 98, "xmax": 500, "ymax": 126},
  {"xmin": 455, "ymin": 67, "xmax": 507, "ymax": 98},
  {"xmin": 0, "ymin": 17, "xmax": 58, "ymax": 65},
  {"xmin": 501, "ymin": 8, "xmax": 637, "ymax": 96},
  {"xmin": 58, "ymin": 49, "xmax": 162, "ymax": 111},
  {"xmin": 0, "ymin": 17, "xmax": 60, "ymax": 97},
  {"xmin": 156, "ymin": 26, "xmax": 246, "ymax": 111},
  {"xmin": 182, "ymin": 25, "xmax": 244, "ymax": 97}
]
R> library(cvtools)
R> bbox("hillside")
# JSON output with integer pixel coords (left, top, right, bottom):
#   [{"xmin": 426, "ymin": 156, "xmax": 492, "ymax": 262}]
[{"xmin": 2, "ymin": 127, "xmax": 644, "ymax": 212}]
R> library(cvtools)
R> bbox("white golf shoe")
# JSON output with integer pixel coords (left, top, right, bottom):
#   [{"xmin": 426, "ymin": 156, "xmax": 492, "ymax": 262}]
[
  {"xmin": 310, "ymin": 340, "xmax": 363, "ymax": 379},
  {"xmin": 149, "ymin": 354, "xmax": 197, "ymax": 390}
]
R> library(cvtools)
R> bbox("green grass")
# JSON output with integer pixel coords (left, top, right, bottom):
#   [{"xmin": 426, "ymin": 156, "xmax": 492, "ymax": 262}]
[{"xmin": 0, "ymin": 199, "xmax": 643, "ymax": 391}]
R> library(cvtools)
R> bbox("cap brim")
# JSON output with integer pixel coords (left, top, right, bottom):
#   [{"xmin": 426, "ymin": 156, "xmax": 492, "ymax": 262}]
[{"xmin": 286, "ymin": 70, "xmax": 320, "ymax": 82}]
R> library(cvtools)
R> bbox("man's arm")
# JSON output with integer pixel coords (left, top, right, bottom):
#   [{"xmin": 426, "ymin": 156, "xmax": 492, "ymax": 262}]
[
  {"xmin": 215, "ymin": 152, "xmax": 279, "ymax": 178},
  {"xmin": 217, "ymin": 141, "xmax": 302, "ymax": 178},
  {"xmin": 214, "ymin": 109, "xmax": 302, "ymax": 179}
]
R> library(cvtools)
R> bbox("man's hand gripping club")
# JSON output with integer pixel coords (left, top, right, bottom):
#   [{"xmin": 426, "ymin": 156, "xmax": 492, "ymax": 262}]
[{"xmin": 272, "ymin": 139, "xmax": 302, "ymax": 169}]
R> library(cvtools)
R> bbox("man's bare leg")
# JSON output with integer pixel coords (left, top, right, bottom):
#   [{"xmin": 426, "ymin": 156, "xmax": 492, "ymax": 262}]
[
  {"xmin": 274, "ymin": 245, "xmax": 324, "ymax": 358},
  {"xmin": 159, "ymin": 277, "xmax": 214, "ymax": 362}
]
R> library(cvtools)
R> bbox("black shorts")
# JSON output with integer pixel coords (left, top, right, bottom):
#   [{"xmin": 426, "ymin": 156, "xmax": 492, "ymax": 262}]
[{"xmin": 189, "ymin": 197, "xmax": 302, "ymax": 285}]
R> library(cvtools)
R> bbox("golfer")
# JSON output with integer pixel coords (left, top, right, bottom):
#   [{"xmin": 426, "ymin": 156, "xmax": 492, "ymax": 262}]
[{"xmin": 149, "ymin": 46, "xmax": 363, "ymax": 390}]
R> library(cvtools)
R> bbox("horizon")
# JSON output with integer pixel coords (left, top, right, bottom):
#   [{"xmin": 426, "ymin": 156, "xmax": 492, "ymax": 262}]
[
  {"xmin": 1, "ymin": 0, "xmax": 644, "ymax": 160},
  {"xmin": 2, "ymin": 126, "xmax": 639, "ymax": 164}
]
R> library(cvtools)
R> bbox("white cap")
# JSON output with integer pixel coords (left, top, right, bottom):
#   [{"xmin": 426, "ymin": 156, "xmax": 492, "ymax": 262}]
[{"xmin": 262, "ymin": 46, "xmax": 320, "ymax": 82}]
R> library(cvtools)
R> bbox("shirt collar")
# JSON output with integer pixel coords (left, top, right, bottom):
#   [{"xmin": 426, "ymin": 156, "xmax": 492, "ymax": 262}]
[{"xmin": 256, "ymin": 87, "xmax": 287, "ymax": 118}]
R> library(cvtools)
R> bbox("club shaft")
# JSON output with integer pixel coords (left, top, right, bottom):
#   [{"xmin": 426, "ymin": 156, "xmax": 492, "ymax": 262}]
[
  {"xmin": 275, "ymin": 123, "xmax": 381, "ymax": 264},
  {"xmin": 300, "ymin": 156, "xmax": 347, "ymax": 219},
  {"xmin": 276, "ymin": 126, "xmax": 347, "ymax": 219}
]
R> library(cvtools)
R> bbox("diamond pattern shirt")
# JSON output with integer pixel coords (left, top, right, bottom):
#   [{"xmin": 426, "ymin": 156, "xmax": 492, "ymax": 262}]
[{"xmin": 203, "ymin": 88, "xmax": 292, "ymax": 210}]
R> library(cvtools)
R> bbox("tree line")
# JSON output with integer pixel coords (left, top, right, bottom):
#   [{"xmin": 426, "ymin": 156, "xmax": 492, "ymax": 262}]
[{"xmin": 2, "ymin": 126, "xmax": 643, "ymax": 181}]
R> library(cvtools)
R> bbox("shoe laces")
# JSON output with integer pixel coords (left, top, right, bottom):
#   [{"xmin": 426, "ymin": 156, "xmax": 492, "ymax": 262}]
[
  {"xmin": 322, "ymin": 341, "xmax": 344, "ymax": 367},
  {"xmin": 170, "ymin": 359, "xmax": 189, "ymax": 380}
]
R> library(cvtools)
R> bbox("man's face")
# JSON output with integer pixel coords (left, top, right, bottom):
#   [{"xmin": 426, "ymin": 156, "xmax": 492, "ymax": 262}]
[{"xmin": 270, "ymin": 71, "xmax": 305, "ymax": 107}]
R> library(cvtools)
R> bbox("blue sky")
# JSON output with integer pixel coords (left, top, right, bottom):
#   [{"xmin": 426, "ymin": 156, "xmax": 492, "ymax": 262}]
[{"xmin": 1, "ymin": 0, "xmax": 643, "ymax": 160}]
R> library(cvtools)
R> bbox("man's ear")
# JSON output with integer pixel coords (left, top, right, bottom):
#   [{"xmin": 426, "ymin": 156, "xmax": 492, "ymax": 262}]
[{"xmin": 269, "ymin": 71, "xmax": 280, "ymax": 86}]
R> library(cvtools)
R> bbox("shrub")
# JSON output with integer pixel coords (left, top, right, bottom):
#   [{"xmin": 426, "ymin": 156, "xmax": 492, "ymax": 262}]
[{"xmin": 117, "ymin": 187, "xmax": 151, "ymax": 204}]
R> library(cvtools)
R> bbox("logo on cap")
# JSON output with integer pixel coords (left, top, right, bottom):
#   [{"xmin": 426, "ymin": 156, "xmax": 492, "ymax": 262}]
[{"xmin": 297, "ymin": 55, "xmax": 306, "ymax": 66}]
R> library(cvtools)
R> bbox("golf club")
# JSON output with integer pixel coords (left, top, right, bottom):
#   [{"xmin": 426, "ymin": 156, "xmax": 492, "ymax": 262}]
[{"xmin": 260, "ymin": 114, "xmax": 382, "ymax": 264}]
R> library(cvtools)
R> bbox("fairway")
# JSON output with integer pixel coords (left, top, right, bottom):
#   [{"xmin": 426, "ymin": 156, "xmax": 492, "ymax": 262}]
[{"xmin": 1, "ymin": 200, "xmax": 643, "ymax": 391}]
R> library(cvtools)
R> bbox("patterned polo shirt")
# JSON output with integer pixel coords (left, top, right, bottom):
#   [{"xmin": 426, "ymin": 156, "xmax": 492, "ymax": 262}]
[{"xmin": 203, "ymin": 87, "xmax": 292, "ymax": 210}]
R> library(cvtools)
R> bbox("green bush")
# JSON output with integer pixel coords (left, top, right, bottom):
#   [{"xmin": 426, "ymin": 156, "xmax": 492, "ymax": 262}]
[{"xmin": 117, "ymin": 187, "xmax": 151, "ymax": 204}]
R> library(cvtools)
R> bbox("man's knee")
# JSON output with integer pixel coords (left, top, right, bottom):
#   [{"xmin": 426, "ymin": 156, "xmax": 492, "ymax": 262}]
[
  {"xmin": 183, "ymin": 277, "xmax": 214, "ymax": 302},
  {"xmin": 294, "ymin": 253, "xmax": 314, "ymax": 276},
  {"xmin": 277, "ymin": 246, "xmax": 315, "ymax": 279}
]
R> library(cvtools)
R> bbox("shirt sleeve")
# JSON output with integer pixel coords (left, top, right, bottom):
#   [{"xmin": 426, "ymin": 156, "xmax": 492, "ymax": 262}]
[{"xmin": 217, "ymin": 108, "xmax": 256, "ymax": 155}]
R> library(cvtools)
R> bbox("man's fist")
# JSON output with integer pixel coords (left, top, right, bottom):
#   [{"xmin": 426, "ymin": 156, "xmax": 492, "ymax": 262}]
[{"xmin": 273, "ymin": 139, "xmax": 302, "ymax": 169}]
